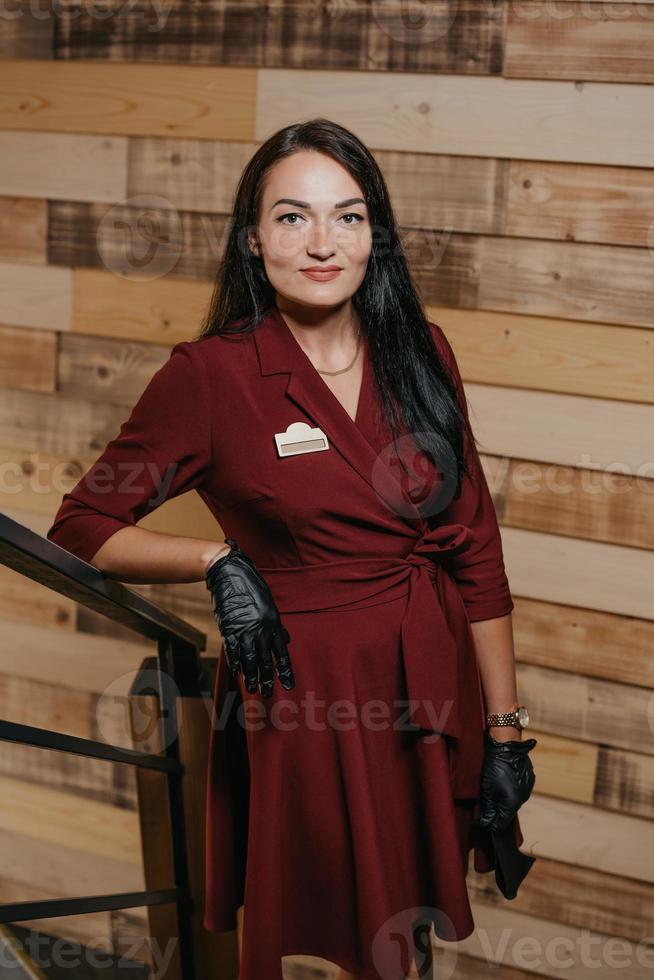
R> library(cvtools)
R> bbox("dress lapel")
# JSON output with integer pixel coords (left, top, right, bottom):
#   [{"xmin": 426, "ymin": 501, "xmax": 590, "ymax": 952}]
[{"xmin": 253, "ymin": 305, "xmax": 424, "ymax": 531}]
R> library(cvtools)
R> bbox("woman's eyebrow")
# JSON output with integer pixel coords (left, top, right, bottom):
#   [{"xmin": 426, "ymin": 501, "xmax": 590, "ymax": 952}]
[{"xmin": 270, "ymin": 197, "xmax": 366, "ymax": 211}]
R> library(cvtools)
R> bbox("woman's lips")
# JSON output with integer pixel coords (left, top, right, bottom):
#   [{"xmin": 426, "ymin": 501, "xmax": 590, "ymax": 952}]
[{"xmin": 300, "ymin": 268, "xmax": 343, "ymax": 282}]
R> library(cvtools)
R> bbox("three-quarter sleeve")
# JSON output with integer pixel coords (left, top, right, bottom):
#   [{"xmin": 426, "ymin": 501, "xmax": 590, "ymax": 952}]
[
  {"xmin": 430, "ymin": 323, "xmax": 514, "ymax": 622},
  {"xmin": 47, "ymin": 340, "xmax": 212, "ymax": 565}
]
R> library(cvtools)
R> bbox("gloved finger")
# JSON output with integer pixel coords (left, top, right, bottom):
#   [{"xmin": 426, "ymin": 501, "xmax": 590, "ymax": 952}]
[
  {"xmin": 478, "ymin": 792, "xmax": 498, "ymax": 829},
  {"xmin": 492, "ymin": 799, "xmax": 518, "ymax": 831},
  {"xmin": 271, "ymin": 624, "xmax": 295, "ymax": 690},
  {"xmin": 256, "ymin": 628, "xmax": 276, "ymax": 699},
  {"xmin": 223, "ymin": 633, "xmax": 241, "ymax": 677},
  {"xmin": 239, "ymin": 629, "xmax": 260, "ymax": 695}
]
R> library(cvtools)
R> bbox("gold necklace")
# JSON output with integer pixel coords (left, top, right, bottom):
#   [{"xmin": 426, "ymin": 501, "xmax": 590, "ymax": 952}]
[{"xmin": 316, "ymin": 330, "xmax": 362, "ymax": 376}]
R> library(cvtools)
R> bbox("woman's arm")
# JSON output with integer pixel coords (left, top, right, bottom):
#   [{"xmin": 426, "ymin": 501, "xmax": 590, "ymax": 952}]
[
  {"xmin": 47, "ymin": 340, "xmax": 228, "ymax": 584},
  {"xmin": 429, "ymin": 323, "xmax": 521, "ymax": 742},
  {"xmin": 470, "ymin": 615, "xmax": 521, "ymax": 743},
  {"xmin": 92, "ymin": 526, "xmax": 230, "ymax": 584}
]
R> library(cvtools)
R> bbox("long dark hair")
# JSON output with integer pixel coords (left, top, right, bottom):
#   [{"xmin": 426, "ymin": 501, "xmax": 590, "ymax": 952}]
[{"xmin": 194, "ymin": 117, "xmax": 475, "ymax": 501}]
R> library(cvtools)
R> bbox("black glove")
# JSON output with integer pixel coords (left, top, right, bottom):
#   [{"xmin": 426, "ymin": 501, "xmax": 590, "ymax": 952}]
[
  {"xmin": 205, "ymin": 538, "xmax": 295, "ymax": 698},
  {"xmin": 471, "ymin": 731, "xmax": 538, "ymax": 899},
  {"xmin": 478, "ymin": 731, "xmax": 537, "ymax": 832}
]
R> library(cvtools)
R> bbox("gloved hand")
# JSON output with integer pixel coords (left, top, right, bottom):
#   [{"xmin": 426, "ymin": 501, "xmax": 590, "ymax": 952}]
[
  {"xmin": 471, "ymin": 731, "xmax": 538, "ymax": 899},
  {"xmin": 478, "ymin": 731, "xmax": 537, "ymax": 831},
  {"xmin": 205, "ymin": 537, "xmax": 295, "ymax": 698}
]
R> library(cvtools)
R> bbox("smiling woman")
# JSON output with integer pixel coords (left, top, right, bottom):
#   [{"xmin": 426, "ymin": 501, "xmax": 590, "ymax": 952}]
[{"xmin": 47, "ymin": 118, "xmax": 535, "ymax": 980}]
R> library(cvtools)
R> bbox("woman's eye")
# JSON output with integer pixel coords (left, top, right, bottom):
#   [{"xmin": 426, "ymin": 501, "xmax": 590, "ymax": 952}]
[
  {"xmin": 277, "ymin": 212, "xmax": 304, "ymax": 225},
  {"xmin": 340, "ymin": 213, "xmax": 364, "ymax": 225}
]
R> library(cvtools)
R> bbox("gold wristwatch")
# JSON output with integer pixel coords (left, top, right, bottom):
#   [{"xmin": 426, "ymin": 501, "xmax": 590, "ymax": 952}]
[{"xmin": 485, "ymin": 701, "xmax": 529, "ymax": 731}]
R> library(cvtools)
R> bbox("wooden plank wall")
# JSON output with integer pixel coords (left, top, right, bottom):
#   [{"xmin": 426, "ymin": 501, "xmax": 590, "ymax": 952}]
[{"xmin": 0, "ymin": 1, "xmax": 653, "ymax": 977}]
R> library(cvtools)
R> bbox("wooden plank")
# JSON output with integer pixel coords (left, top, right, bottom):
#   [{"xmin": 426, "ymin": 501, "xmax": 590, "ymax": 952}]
[
  {"xmin": 506, "ymin": 159, "xmax": 654, "ymax": 247},
  {"xmin": 0, "ymin": 325, "xmax": 56, "ymax": 392},
  {"xmin": 0, "ymin": 196, "xmax": 46, "ymax": 262},
  {"xmin": 128, "ymin": 136, "xmax": 257, "ymax": 214},
  {"xmin": 376, "ymin": 149, "xmax": 508, "ymax": 234},
  {"xmin": 0, "ymin": 131, "xmax": 128, "ymax": 202},
  {"xmin": 0, "ymin": 260, "xmax": 71, "ymax": 330},
  {"xmin": 428, "ymin": 307, "xmax": 654, "ymax": 403},
  {"xmin": 0, "ymin": 446, "xmax": 92, "ymax": 522},
  {"xmin": 256, "ymin": 69, "xmax": 654, "ymax": 167},
  {"xmin": 54, "ymin": 0, "xmax": 504, "ymax": 75},
  {"xmin": 468, "ymin": 853, "xmax": 654, "ymax": 947},
  {"xmin": 0, "ymin": 618, "xmax": 152, "ymax": 693},
  {"xmin": 0, "ymin": 672, "xmax": 95, "ymax": 740},
  {"xmin": 517, "ymin": 662, "xmax": 654, "ymax": 755},
  {"xmin": 0, "ymin": 775, "xmax": 143, "ymax": 864},
  {"xmin": 0, "ymin": 0, "xmax": 52, "ymax": 59},
  {"xmin": 48, "ymin": 200, "xmax": 229, "ymax": 281},
  {"xmin": 55, "ymin": 0, "xmax": 371, "ymax": 70},
  {"xmin": 502, "ymin": 457, "xmax": 654, "ymax": 550},
  {"xmin": 57, "ymin": 333, "xmax": 170, "ymax": 408},
  {"xmin": 595, "ymin": 744, "xmax": 654, "ymax": 821},
  {"xmin": 419, "ymin": 233, "xmax": 654, "ymax": 329},
  {"xmin": 72, "ymin": 267, "xmax": 211, "ymax": 344},
  {"xmin": 506, "ymin": 2, "xmax": 654, "ymax": 83},
  {"xmin": 0, "ymin": 387, "xmax": 129, "ymax": 457},
  {"xmin": 467, "ymin": 383, "xmax": 653, "ymax": 474},
  {"xmin": 461, "ymin": 899, "xmax": 654, "ymax": 978},
  {"xmin": 511, "ymin": 730, "xmax": 654, "ymax": 821},
  {"xmin": 366, "ymin": 0, "xmax": 505, "ymax": 74},
  {"xmin": 505, "ymin": 527, "xmax": 653, "ymax": 619},
  {"xmin": 0, "ymin": 60, "xmax": 257, "ymax": 140},
  {"xmin": 0, "ymin": 827, "xmax": 143, "ymax": 902},
  {"xmin": 509, "ymin": 729, "xmax": 654, "ymax": 822},
  {"xmin": 476, "ymin": 235, "xmax": 654, "ymax": 328},
  {"xmin": 515, "ymin": 794, "xmax": 654, "ymax": 884},
  {"xmin": 521, "ymin": 731, "xmax": 597, "ymax": 805},
  {"xmin": 0, "ymin": 736, "xmax": 129, "ymax": 806},
  {"xmin": 512, "ymin": 596, "xmax": 654, "ymax": 688},
  {"xmin": 0, "ymin": 563, "xmax": 76, "ymax": 632}
]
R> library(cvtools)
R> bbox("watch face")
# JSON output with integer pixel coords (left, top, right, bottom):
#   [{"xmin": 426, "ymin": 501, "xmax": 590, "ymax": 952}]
[{"xmin": 518, "ymin": 706, "xmax": 530, "ymax": 728}]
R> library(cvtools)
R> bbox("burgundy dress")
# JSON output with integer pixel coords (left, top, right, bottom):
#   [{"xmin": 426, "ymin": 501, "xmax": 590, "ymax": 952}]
[{"xmin": 47, "ymin": 306, "xmax": 522, "ymax": 980}]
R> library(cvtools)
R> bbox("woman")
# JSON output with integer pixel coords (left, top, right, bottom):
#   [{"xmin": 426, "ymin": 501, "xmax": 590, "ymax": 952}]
[{"xmin": 47, "ymin": 118, "xmax": 537, "ymax": 980}]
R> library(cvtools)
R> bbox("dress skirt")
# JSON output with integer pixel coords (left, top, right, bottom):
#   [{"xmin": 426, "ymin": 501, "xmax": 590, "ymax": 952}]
[{"xmin": 204, "ymin": 572, "xmax": 523, "ymax": 980}]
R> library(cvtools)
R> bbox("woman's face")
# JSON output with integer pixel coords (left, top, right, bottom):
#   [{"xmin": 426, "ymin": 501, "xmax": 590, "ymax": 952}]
[{"xmin": 251, "ymin": 150, "xmax": 373, "ymax": 312}]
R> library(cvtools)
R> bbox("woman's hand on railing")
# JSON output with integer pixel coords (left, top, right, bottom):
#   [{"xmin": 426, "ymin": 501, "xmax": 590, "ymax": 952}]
[{"xmin": 204, "ymin": 538, "xmax": 295, "ymax": 698}]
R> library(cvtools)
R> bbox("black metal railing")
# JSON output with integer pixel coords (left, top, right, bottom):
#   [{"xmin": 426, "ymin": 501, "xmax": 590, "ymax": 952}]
[{"xmin": 0, "ymin": 512, "xmax": 209, "ymax": 978}]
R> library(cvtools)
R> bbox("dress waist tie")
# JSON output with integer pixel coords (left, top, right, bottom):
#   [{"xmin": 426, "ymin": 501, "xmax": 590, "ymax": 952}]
[{"xmin": 257, "ymin": 522, "xmax": 484, "ymax": 798}]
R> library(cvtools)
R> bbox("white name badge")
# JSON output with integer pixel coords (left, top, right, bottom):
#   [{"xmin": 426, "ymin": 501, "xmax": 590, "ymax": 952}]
[{"xmin": 274, "ymin": 421, "xmax": 330, "ymax": 457}]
